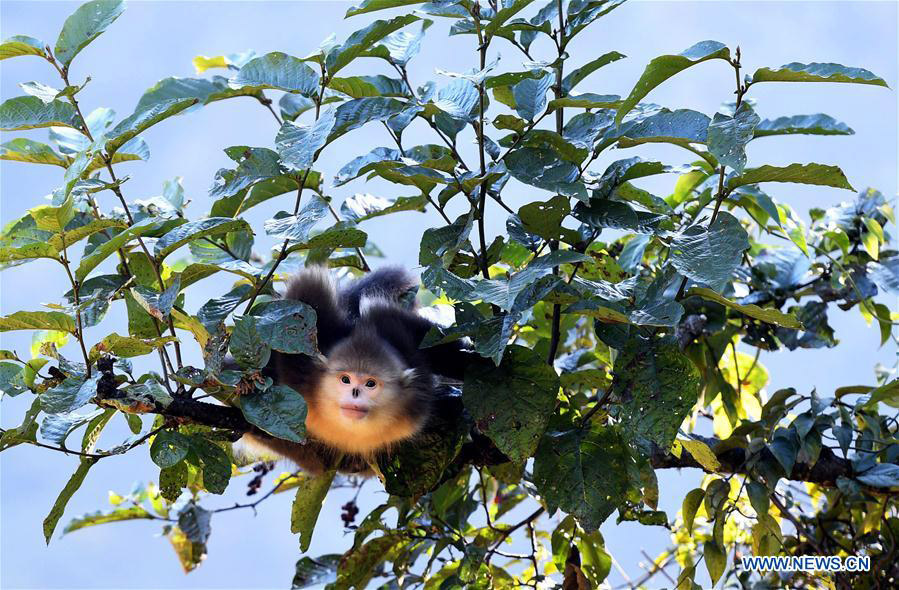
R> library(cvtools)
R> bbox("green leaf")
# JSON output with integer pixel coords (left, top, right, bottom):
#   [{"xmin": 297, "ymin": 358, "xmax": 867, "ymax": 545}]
[
  {"xmin": 105, "ymin": 98, "xmax": 198, "ymax": 154},
  {"xmin": 150, "ymin": 430, "xmax": 191, "ymax": 468},
  {"xmin": 54, "ymin": 0, "xmax": 125, "ymax": 66},
  {"xmin": 345, "ymin": 0, "xmax": 425, "ymax": 17},
  {"xmin": 548, "ymin": 93, "xmax": 621, "ymax": 110},
  {"xmin": 669, "ymin": 212, "xmax": 749, "ymax": 291},
  {"xmin": 20, "ymin": 81, "xmax": 64, "ymax": 103},
  {"xmin": 863, "ymin": 379, "xmax": 899, "ymax": 409},
  {"xmin": 75, "ymin": 218, "xmax": 164, "ymax": 282},
  {"xmin": 727, "ymin": 163, "xmax": 855, "ymax": 191},
  {"xmin": 0, "ymin": 398, "xmax": 41, "ymax": 450},
  {"xmin": 1, "ymin": 138, "xmax": 69, "ymax": 166},
  {"xmin": 562, "ymin": 51, "xmax": 626, "ymax": 93},
  {"xmin": 614, "ymin": 108, "xmax": 710, "ymax": 150},
  {"xmin": 136, "ymin": 76, "xmax": 259, "ymax": 112},
  {"xmin": 746, "ymin": 481, "xmax": 769, "ymax": 516},
  {"xmin": 377, "ymin": 395, "xmax": 469, "ymax": 496},
  {"xmin": 326, "ymin": 15, "xmax": 420, "ymax": 74},
  {"xmin": 0, "ymin": 35, "xmax": 47, "ymax": 60},
  {"xmin": 682, "ymin": 487, "xmax": 705, "ymax": 534},
  {"xmin": 329, "ymin": 75, "xmax": 408, "ymax": 98},
  {"xmin": 39, "ymin": 409, "xmax": 104, "ymax": 446},
  {"xmin": 329, "ymin": 97, "xmax": 410, "ymax": 141},
  {"xmin": 0, "ymin": 362, "xmax": 29, "ymax": 396},
  {"xmin": 43, "ymin": 458, "xmax": 99, "ymax": 543},
  {"xmin": 704, "ymin": 541, "xmax": 726, "ymax": 585},
  {"xmin": 0, "ymin": 242, "xmax": 59, "ymax": 265},
  {"xmin": 290, "ymin": 470, "xmax": 335, "ymax": 552},
  {"xmin": 473, "ymin": 251, "xmax": 589, "ymax": 312},
  {"xmin": 566, "ymin": 0, "xmax": 628, "ymax": 37},
  {"xmin": 238, "ymin": 385, "xmax": 307, "ymax": 443},
  {"xmin": 293, "ymin": 555, "xmax": 342, "ymax": 589},
  {"xmin": 331, "ymin": 534, "xmax": 408, "ymax": 589},
  {"xmin": 511, "ymin": 71, "xmax": 554, "ymax": 121},
  {"xmin": 177, "ymin": 502, "xmax": 212, "ymax": 544},
  {"xmin": 90, "ymin": 333, "xmax": 176, "ymax": 360},
  {"xmin": 63, "ymin": 505, "xmax": 153, "ymax": 535},
  {"xmin": 49, "ymin": 219, "xmax": 127, "ymax": 251},
  {"xmin": 131, "ymin": 277, "xmax": 180, "ymax": 321},
  {"xmin": 287, "ymin": 223, "xmax": 367, "ymax": 252},
  {"xmin": 0, "ymin": 310, "xmax": 76, "ymax": 334},
  {"xmin": 229, "ymin": 315, "xmax": 271, "ymax": 369},
  {"xmin": 751, "ymin": 62, "xmax": 888, "ymax": 87},
  {"xmin": 42, "ymin": 375, "xmax": 100, "ymax": 414},
  {"xmin": 276, "ymin": 111, "xmax": 335, "ymax": 171},
  {"xmin": 252, "ymin": 300, "xmax": 319, "ymax": 356},
  {"xmin": 155, "ymin": 217, "xmax": 250, "ymax": 260},
  {"xmin": 485, "ymin": 0, "xmax": 536, "ymax": 35},
  {"xmin": 361, "ymin": 18, "xmax": 431, "ymax": 67},
  {"xmin": 505, "ymin": 147, "xmax": 585, "ymax": 199},
  {"xmin": 209, "ymin": 147, "xmax": 284, "ymax": 200},
  {"xmin": 462, "ymin": 346, "xmax": 559, "ymax": 463},
  {"xmin": 231, "ymin": 52, "xmax": 320, "ymax": 96},
  {"xmin": 753, "ymin": 113, "xmax": 853, "ymax": 138},
  {"xmin": 185, "ymin": 434, "xmax": 231, "ymax": 495},
  {"xmin": 264, "ymin": 199, "xmax": 329, "ymax": 243},
  {"xmin": 687, "ymin": 287, "xmax": 802, "ymax": 329},
  {"xmin": 159, "ymin": 461, "xmax": 188, "ymax": 502},
  {"xmin": 616, "ymin": 40, "xmax": 730, "ymax": 125},
  {"xmin": 0, "ymin": 96, "xmax": 78, "ymax": 130},
  {"xmin": 612, "ymin": 338, "xmax": 701, "ymax": 450},
  {"xmin": 29, "ymin": 197, "xmax": 75, "ymax": 232},
  {"xmin": 340, "ymin": 193, "xmax": 427, "ymax": 222},
  {"xmin": 707, "ymin": 102, "xmax": 760, "ymax": 173},
  {"xmin": 857, "ymin": 464, "xmax": 899, "ymax": 488},
  {"xmin": 518, "ymin": 195, "xmax": 573, "ymax": 241},
  {"xmin": 534, "ymin": 424, "xmax": 636, "ymax": 531}
]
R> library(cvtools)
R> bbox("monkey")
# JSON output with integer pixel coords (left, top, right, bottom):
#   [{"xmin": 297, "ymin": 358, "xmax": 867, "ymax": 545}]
[{"xmin": 240, "ymin": 266, "xmax": 473, "ymax": 475}]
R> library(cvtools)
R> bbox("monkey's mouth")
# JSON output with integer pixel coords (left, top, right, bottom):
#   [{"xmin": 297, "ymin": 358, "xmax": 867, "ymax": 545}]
[{"xmin": 339, "ymin": 404, "xmax": 370, "ymax": 420}]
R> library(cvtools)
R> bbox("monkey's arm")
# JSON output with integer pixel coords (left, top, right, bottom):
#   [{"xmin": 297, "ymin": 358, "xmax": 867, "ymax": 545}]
[{"xmin": 243, "ymin": 433, "xmax": 373, "ymax": 475}]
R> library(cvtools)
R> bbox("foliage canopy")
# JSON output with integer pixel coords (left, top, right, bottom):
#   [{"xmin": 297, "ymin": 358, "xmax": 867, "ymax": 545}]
[{"xmin": 1, "ymin": 1, "xmax": 897, "ymax": 588}]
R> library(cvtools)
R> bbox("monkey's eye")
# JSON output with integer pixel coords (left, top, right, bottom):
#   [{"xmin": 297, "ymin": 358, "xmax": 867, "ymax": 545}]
[
  {"xmin": 365, "ymin": 379, "xmax": 377, "ymax": 388},
  {"xmin": 340, "ymin": 374, "xmax": 351, "ymax": 384}
]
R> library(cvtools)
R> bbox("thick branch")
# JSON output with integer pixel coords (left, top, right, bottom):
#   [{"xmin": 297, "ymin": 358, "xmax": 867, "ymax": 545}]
[{"xmin": 648, "ymin": 434, "xmax": 854, "ymax": 486}]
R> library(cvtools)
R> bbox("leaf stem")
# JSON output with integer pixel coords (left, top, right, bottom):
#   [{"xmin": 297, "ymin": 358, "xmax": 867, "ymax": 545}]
[
  {"xmin": 58, "ymin": 234, "xmax": 92, "ymax": 377},
  {"xmin": 50, "ymin": 53, "xmax": 182, "ymax": 381},
  {"xmin": 674, "ymin": 48, "xmax": 744, "ymax": 301},
  {"xmin": 243, "ymin": 170, "xmax": 311, "ymax": 314},
  {"xmin": 473, "ymin": 8, "xmax": 491, "ymax": 280},
  {"xmin": 545, "ymin": 0, "xmax": 567, "ymax": 366}
]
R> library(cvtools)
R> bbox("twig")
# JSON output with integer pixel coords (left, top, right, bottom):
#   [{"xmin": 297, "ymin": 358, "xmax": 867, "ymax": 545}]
[{"xmin": 212, "ymin": 468, "xmax": 303, "ymax": 516}]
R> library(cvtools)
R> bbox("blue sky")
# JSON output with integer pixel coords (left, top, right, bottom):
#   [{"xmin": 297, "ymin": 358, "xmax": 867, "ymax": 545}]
[{"xmin": 1, "ymin": 1, "xmax": 896, "ymax": 588}]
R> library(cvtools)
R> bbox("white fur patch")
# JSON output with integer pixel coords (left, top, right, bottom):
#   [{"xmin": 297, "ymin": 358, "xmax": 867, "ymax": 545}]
[{"xmin": 359, "ymin": 294, "xmax": 395, "ymax": 317}]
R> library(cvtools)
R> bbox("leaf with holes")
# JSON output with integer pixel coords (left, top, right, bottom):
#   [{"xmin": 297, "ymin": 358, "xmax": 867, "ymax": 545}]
[
  {"xmin": 534, "ymin": 424, "xmax": 638, "ymax": 531},
  {"xmin": 463, "ymin": 346, "xmax": 559, "ymax": 463},
  {"xmin": 669, "ymin": 212, "xmax": 749, "ymax": 291},
  {"xmin": 611, "ymin": 338, "xmax": 701, "ymax": 451}
]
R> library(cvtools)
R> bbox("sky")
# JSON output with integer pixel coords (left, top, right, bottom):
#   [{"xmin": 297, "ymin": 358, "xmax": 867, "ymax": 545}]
[{"xmin": 1, "ymin": 1, "xmax": 897, "ymax": 588}]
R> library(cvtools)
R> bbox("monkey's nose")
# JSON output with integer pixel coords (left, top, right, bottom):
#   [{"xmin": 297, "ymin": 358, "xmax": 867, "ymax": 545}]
[{"xmin": 352, "ymin": 387, "xmax": 360, "ymax": 398}]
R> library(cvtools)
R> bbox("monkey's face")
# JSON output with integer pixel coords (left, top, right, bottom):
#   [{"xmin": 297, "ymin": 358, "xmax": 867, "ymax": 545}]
[{"xmin": 332, "ymin": 370, "xmax": 384, "ymax": 421}]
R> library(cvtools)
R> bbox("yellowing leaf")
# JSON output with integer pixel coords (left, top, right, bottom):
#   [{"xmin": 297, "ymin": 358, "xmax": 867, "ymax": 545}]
[
  {"xmin": 192, "ymin": 55, "xmax": 228, "ymax": 74},
  {"xmin": 679, "ymin": 438, "xmax": 721, "ymax": 471}
]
